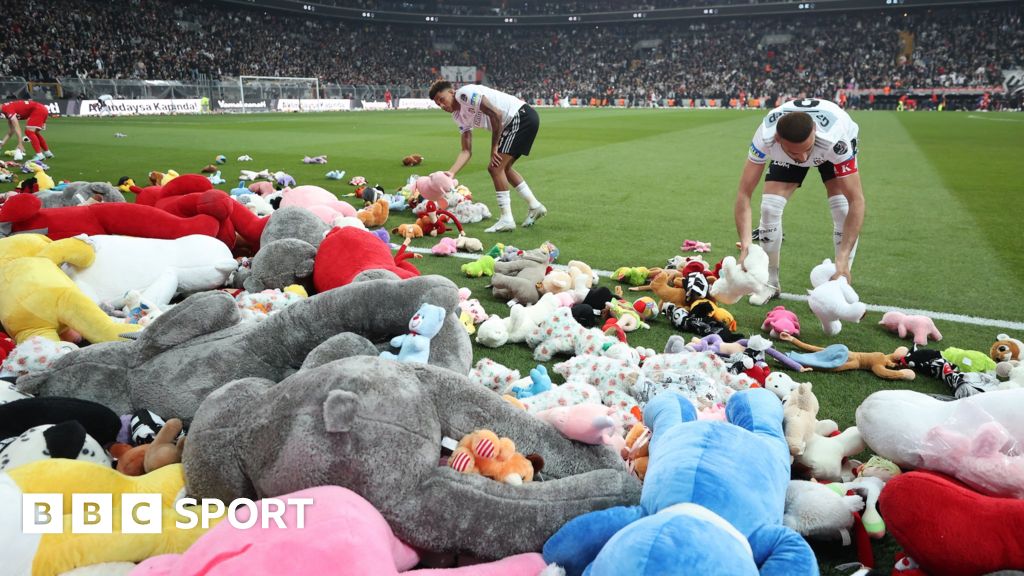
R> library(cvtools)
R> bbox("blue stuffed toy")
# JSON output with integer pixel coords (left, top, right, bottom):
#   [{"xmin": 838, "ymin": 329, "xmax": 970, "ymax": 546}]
[
  {"xmin": 380, "ymin": 303, "xmax": 447, "ymax": 364},
  {"xmin": 543, "ymin": 388, "xmax": 818, "ymax": 576},
  {"xmin": 511, "ymin": 365, "xmax": 552, "ymax": 399}
]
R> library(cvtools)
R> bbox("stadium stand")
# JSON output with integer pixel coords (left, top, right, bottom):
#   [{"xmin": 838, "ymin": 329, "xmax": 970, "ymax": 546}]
[{"xmin": 1, "ymin": 0, "xmax": 1020, "ymax": 107}]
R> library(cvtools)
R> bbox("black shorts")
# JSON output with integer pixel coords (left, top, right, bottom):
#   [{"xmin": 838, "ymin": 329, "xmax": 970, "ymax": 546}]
[
  {"xmin": 497, "ymin": 104, "xmax": 539, "ymax": 158},
  {"xmin": 765, "ymin": 138, "xmax": 859, "ymax": 187}
]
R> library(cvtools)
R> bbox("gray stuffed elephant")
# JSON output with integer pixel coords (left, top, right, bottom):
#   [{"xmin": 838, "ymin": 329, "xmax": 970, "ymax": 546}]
[
  {"xmin": 18, "ymin": 272, "xmax": 472, "ymax": 421},
  {"xmin": 184, "ymin": 356, "xmax": 642, "ymax": 559},
  {"xmin": 36, "ymin": 181, "xmax": 126, "ymax": 208}
]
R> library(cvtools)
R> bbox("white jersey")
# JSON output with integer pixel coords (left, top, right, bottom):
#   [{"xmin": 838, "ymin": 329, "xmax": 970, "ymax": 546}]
[
  {"xmin": 452, "ymin": 84, "xmax": 525, "ymax": 134},
  {"xmin": 748, "ymin": 98, "xmax": 859, "ymax": 169}
]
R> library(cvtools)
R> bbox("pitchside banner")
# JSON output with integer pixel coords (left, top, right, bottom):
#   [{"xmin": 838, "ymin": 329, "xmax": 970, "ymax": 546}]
[
  {"xmin": 1003, "ymin": 69, "xmax": 1024, "ymax": 96},
  {"xmin": 78, "ymin": 99, "xmax": 202, "ymax": 116},
  {"xmin": 214, "ymin": 100, "xmax": 270, "ymax": 112},
  {"xmin": 276, "ymin": 99, "xmax": 351, "ymax": 112},
  {"xmin": 441, "ymin": 66, "xmax": 477, "ymax": 83},
  {"xmin": 397, "ymin": 98, "xmax": 440, "ymax": 110}
]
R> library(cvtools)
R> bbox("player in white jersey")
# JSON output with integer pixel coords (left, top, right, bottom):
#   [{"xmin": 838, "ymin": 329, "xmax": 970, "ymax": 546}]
[
  {"xmin": 734, "ymin": 97, "xmax": 865, "ymax": 302},
  {"xmin": 430, "ymin": 80, "xmax": 546, "ymax": 232}
]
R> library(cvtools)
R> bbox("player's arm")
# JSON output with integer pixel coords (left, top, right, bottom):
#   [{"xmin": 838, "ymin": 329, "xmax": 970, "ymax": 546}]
[
  {"xmin": 734, "ymin": 158, "xmax": 766, "ymax": 262},
  {"xmin": 448, "ymin": 130, "xmax": 473, "ymax": 177},
  {"xmin": 478, "ymin": 95, "xmax": 506, "ymax": 167},
  {"xmin": 831, "ymin": 171, "xmax": 865, "ymax": 283},
  {"xmin": 0, "ymin": 116, "xmax": 15, "ymax": 148}
]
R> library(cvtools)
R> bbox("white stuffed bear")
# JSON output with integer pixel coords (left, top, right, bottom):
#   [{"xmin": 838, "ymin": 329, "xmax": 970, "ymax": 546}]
[
  {"xmin": 475, "ymin": 315, "xmax": 510, "ymax": 348},
  {"xmin": 764, "ymin": 372, "xmax": 801, "ymax": 402},
  {"xmin": 797, "ymin": 420, "xmax": 864, "ymax": 482},
  {"xmin": 234, "ymin": 193, "xmax": 275, "ymax": 217},
  {"xmin": 710, "ymin": 244, "xmax": 775, "ymax": 305},
  {"xmin": 783, "ymin": 480, "xmax": 862, "ymax": 540},
  {"xmin": 64, "ymin": 235, "xmax": 237, "ymax": 308},
  {"xmin": 807, "ymin": 258, "xmax": 866, "ymax": 336}
]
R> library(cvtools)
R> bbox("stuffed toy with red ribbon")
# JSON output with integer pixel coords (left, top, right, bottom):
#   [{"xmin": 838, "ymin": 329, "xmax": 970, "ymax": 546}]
[{"xmin": 312, "ymin": 226, "xmax": 419, "ymax": 293}]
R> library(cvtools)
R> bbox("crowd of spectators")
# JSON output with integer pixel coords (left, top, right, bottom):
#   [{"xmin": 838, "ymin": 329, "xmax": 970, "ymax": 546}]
[
  {"xmin": 1, "ymin": 0, "xmax": 1019, "ymax": 103},
  {"xmin": 323, "ymin": 0, "xmax": 775, "ymax": 16}
]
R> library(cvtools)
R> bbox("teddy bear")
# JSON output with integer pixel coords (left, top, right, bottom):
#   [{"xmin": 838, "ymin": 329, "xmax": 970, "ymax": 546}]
[
  {"xmin": 468, "ymin": 358, "xmax": 521, "ymax": 393},
  {"xmin": 402, "ymin": 154, "xmax": 424, "ymax": 166},
  {"xmin": 807, "ymin": 258, "xmax": 866, "ymax": 336},
  {"xmin": 457, "ymin": 287, "xmax": 488, "ymax": 325},
  {"xmin": 19, "ymin": 272, "xmax": 473, "ymax": 422},
  {"xmin": 526, "ymin": 307, "xmax": 616, "ymax": 362},
  {"xmin": 878, "ymin": 311, "xmax": 943, "ymax": 346},
  {"xmin": 183, "ymin": 355, "xmax": 642, "ymax": 559},
  {"xmin": 489, "ymin": 247, "xmax": 549, "ymax": 305},
  {"xmin": 537, "ymin": 404, "xmax": 624, "ymax": 449},
  {"xmin": 880, "ymin": 471, "xmax": 1024, "ymax": 576},
  {"xmin": 313, "ymin": 227, "xmax": 420, "ymax": 293},
  {"xmin": 0, "ymin": 234, "xmax": 142, "ymax": 344},
  {"xmin": 543, "ymin": 389, "xmax": 817, "ymax": 575},
  {"xmin": 455, "ymin": 235, "xmax": 483, "ymax": 253},
  {"xmin": 1, "ymin": 460, "xmax": 214, "ymax": 574},
  {"xmin": 475, "ymin": 314, "xmax": 510, "ymax": 348},
  {"xmin": 448, "ymin": 429, "xmax": 539, "ymax": 485},
  {"xmin": 630, "ymin": 270, "xmax": 687, "ymax": 308},
  {"xmin": 0, "ymin": 335, "xmax": 78, "ymax": 378},
  {"xmin": 133, "ymin": 486, "xmax": 549, "ymax": 576},
  {"xmin": 783, "ymin": 381, "xmax": 818, "ymax": 457},
  {"xmin": 991, "ymin": 333, "xmax": 1023, "ymax": 364},
  {"xmin": 710, "ymin": 244, "xmax": 775, "ymax": 305},
  {"xmin": 858, "ymin": 388, "xmax": 1024, "ymax": 498},
  {"xmin": 380, "ymin": 303, "xmax": 448, "ymax": 364},
  {"xmin": 794, "ymin": 411, "xmax": 865, "ymax": 482},
  {"xmin": 763, "ymin": 371, "xmax": 800, "ymax": 402},
  {"xmin": 621, "ymin": 423, "xmax": 650, "ymax": 480},
  {"xmin": 36, "ymin": 181, "xmax": 125, "ymax": 208},
  {"xmin": 762, "ymin": 305, "xmax": 800, "ymax": 338},
  {"xmin": 64, "ymin": 234, "xmax": 237, "ymax": 308},
  {"xmin": 0, "ymin": 192, "xmax": 230, "ymax": 242},
  {"xmin": 356, "ymin": 198, "xmax": 390, "ymax": 228}
]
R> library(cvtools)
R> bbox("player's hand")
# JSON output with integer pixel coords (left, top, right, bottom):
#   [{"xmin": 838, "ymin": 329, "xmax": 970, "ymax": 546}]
[
  {"xmin": 830, "ymin": 265, "xmax": 852, "ymax": 285},
  {"xmin": 737, "ymin": 243, "xmax": 750, "ymax": 270},
  {"xmin": 490, "ymin": 148, "xmax": 502, "ymax": 168}
]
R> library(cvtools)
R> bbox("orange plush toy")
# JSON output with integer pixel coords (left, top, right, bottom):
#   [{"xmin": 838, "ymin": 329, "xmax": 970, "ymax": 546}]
[
  {"xmin": 622, "ymin": 423, "xmax": 651, "ymax": 480},
  {"xmin": 448, "ymin": 429, "xmax": 540, "ymax": 486}
]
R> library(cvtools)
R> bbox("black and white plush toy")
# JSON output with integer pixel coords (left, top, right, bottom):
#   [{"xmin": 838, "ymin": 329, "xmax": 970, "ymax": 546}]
[{"xmin": 0, "ymin": 421, "xmax": 111, "ymax": 471}]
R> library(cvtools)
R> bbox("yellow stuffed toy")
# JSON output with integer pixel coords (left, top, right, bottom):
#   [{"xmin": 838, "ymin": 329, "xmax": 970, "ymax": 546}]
[
  {"xmin": 0, "ymin": 234, "xmax": 142, "ymax": 343},
  {"xmin": 25, "ymin": 161, "xmax": 54, "ymax": 191},
  {"xmin": 2, "ymin": 460, "xmax": 217, "ymax": 576}
]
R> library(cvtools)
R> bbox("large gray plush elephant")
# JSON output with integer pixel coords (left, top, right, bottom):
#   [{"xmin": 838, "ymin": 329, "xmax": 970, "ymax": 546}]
[
  {"xmin": 183, "ymin": 355, "xmax": 643, "ymax": 559},
  {"xmin": 18, "ymin": 272, "xmax": 472, "ymax": 421}
]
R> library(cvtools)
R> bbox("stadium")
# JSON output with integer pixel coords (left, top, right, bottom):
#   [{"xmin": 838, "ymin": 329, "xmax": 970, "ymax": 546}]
[{"xmin": 0, "ymin": 0, "xmax": 1022, "ymax": 574}]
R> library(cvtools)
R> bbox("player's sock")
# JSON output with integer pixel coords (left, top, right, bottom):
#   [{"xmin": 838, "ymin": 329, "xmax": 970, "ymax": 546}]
[
  {"xmin": 36, "ymin": 133, "xmax": 49, "ymax": 153},
  {"xmin": 828, "ymin": 194, "xmax": 858, "ymax": 268},
  {"xmin": 496, "ymin": 190, "xmax": 513, "ymax": 221},
  {"xmin": 758, "ymin": 194, "xmax": 787, "ymax": 289},
  {"xmin": 514, "ymin": 181, "xmax": 541, "ymax": 209},
  {"xmin": 25, "ymin": 131, "xmax": 43, "ymax": 154}
]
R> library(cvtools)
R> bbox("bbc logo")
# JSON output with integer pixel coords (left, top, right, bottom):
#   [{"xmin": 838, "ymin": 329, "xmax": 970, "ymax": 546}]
[
  {"xmin": 23, "ymin": 494, "xmax": 163, "ymax": 534},
  {"xmin": 23, "ymin": 494, "xmax": 314, "ymax": 533}
]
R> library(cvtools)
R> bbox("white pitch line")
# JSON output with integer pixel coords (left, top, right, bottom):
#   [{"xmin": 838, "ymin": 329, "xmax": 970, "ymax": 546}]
[
  {"xmin": 967, "ymin": 114, "xmax": 1024, "ymax": 122},
  {"xmin": 405, "ymin": 245, "xmax": 1024, "ymax": 331}
]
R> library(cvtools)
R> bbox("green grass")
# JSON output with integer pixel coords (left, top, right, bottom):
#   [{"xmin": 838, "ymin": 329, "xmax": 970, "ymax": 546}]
[{"xmin": 28, "ymin": 109, "xmax": 1024, "ymax": 574}]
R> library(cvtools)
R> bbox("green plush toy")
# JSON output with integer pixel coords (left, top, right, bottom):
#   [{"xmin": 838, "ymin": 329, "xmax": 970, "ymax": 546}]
[
  {"xmin": 486, "ymin": 243, "xmax": 505, "ymax": 259},
  {"xmin": 613, "ymin": 266, "xmax": 651, "ymax": 286},
  {"xmin": 461, "ymin": 255, "xmax": 495, "ymax": 278},
  {"xmin": 941, "ymin": 347, "xmax": 997, "ymax": 373}
]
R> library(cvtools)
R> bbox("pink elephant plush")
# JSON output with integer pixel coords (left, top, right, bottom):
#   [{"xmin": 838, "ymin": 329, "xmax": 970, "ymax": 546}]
[
  {"xmin": 536, "ymin": 403, "xmax": 625, "ymax": 452},
  {"xmin": 878, "ymin": 311, "xmax": 942, "ymax": 346},
  {"xmin": 131, "ymin": 486, "xmax": 547, "ymax": 576},
  {"xmin": 279, "ymin": 185, "xmax": 357, "ymax": 225},
  {"xmin": 416, "ymin": 172, "xmax": 456, "ymax": 203},
  {"xmin": 762, "ymin": 305, "xmax": 800, "ymax": 338}
]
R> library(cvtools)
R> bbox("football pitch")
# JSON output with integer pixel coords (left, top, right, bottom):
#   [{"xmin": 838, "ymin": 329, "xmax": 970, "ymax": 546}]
[{"xmin": 37, "ymin": 108, "xmax": 1024, "ymax": 573}]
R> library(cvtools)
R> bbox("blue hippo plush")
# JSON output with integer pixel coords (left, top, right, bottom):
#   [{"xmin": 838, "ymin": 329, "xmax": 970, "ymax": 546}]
[
  {"xmin": 380, "ymin": 303, "xmax": 448, "ymax": 364},
  {"xmin": 544, "ymin": 388, "xmax": 818, "ymax": 575}
]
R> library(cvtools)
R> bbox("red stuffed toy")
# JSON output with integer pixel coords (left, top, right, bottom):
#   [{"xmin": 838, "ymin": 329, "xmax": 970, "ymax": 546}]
[
  {"xmin": 0, "ymin": 193, "xmax": 230, "ymax": 241},
  {"xmin": 125, "ymin": 173, "xmax": 268, "ymax": 250},
  {"xmin": 880, "ymin": 471, "xmax": 1024, "ymax": 575},
  {"xmin": 313, "ymin": 227, "xmax": 419, "ymax": 293}
]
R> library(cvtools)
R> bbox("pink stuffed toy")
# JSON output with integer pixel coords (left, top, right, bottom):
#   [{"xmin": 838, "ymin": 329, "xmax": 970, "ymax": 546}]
[
  {"xmin": 279, "ymin": 185, "xmax": 357, "ymax": 225},
  {"xmin": 431, "ymin": 237, "xmax": 458, "ymax": 256},
  {"xmin": 921, "ymin": 420, "xmax": 1024, "ymax": 498},
  {"xmin": 458, "ymin": 287, "xmax": 488, "ymax": 324},
  {"xmin": 131, "ymin": 486, "xmax": 547, "ymax": 576},
  {"xmin": 416, "ymin": 171, "xmax": 456, "ymax": 203},
  {"xmin": 878, "ymin": 310, "xmax": 942, "ymax": 346},
  {"xmin": 762, "ymin": 306, "xmax": 801, "ymax": 338},
  {"xmin": 680, "ymin": 239, "xmax": 711, "ymax": 253},
  {"xmin": 248, "ymin": 181, "xmax": 276, "ymax": 196},
  {"xmin": 536, "ymin": 404, "xmax": 625, "ymax": 452}
]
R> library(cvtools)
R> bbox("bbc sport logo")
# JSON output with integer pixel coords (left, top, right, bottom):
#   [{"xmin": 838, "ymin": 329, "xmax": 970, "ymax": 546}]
[{"xmin": 22, "ymin": 494, "xmax": 314, "ymax": 534}]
